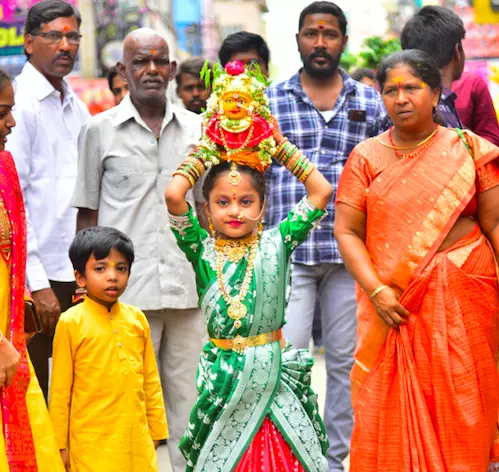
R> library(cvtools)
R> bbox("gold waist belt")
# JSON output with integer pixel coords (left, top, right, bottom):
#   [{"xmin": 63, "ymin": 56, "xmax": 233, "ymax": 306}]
[{"xmin": 211, "ymin": 329, "xmax": 283, "ymax": 354}]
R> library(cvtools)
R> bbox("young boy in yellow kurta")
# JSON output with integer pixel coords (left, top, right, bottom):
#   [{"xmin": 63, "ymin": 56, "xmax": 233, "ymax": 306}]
[{"xmin": 49, "ymin": 227, "xmax": 168, "ymax": 472}]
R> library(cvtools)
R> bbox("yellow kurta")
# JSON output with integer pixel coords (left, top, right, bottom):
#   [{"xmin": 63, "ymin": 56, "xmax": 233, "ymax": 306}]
[
  {"xmin": 0, "ymin": 257, "xmax": 64, "ymax": 472},
  {"xmin": 49, "ymin": 296, "xmax": 167, "ymax": 472}
]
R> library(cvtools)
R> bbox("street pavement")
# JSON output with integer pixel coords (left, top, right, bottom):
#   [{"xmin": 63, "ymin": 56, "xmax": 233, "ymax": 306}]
[{"xmin": 157, "ymin": 349, "xmax": 350, "ymax": 471}]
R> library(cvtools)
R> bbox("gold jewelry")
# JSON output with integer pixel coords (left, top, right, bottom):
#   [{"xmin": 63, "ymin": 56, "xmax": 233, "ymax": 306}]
[
  {"xmin": 370, "ymin": 285, "xmax": 388, "ymax": 300},
  {"xmin": 215, "ymin": 234, "xmax": 258, "ymax": 263},
  {"xmin": 211, "ymin": 328, "xmax": 283, "ymax": 355},
  {"xmin": 173, "ymin": 155, "xmax": 206, "ymax": 187},
  {"xmin": 375, "ymin": 125, "xmax": 440, "ymax": 151},
  {"xmin": 218, "ymin": 115, "xmax": 253, "ymax": 134},
  {"xmin": 207, "ymin": 215, "xmax": 216, "ymax": 237},
  {"xmin": 216, "ymin": 236, "xmax": 258, "ymax": 326},
  {"xmin": 238, "ymin": 198, "xmax": 267, "ymax": 222},
  {"xmin": 219, "ymin": 117, "xmax": 255, "ymax": 155},
  {"xmin": 227, "ymin": 162, "xmax": 242, "ymax": 186}
]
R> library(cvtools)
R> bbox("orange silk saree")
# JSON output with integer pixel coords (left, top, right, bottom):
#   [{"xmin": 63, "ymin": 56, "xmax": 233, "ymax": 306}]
[{"xmin": 336, "ymin": 128, "xmax": 499, "ymax": 472}]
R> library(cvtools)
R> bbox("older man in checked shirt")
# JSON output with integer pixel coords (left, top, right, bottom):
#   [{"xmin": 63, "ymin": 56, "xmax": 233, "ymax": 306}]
[{"xmin": 266, "ymin": 2, "xmax": 385, "ymax": 470}]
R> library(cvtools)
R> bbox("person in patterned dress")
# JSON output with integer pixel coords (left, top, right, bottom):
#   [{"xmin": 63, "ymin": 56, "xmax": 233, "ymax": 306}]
[{"xmin": 165, "ymin": 60, "xmax": 332, "ymax": 472}]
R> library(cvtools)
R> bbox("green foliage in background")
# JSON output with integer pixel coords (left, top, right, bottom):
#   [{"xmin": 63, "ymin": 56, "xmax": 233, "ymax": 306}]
[
  {"xmin": 340, "ymin": 36, "xmax": 401, "ymax": 73},
  {"xmin": 340, "ymin": 52, "xmax": 359, "ymax": 73},
  {"xmin": 358, "ymin": 36, "xmax": 401, "ymax": 70}
]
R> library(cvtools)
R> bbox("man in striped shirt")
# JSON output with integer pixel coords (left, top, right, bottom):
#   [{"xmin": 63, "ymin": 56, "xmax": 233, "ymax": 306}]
[{"xmin": 266, "ymin": 2, "xmax": 385, "ymax": 470}]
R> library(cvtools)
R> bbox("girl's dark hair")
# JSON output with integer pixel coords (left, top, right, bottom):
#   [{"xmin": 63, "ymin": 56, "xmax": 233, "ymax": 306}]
[
  {"xmin": 202, "ymin": 161, "xmax": 266, "ymax": 205},
  {"xmin": 69, "ymin": 226, "xmax": 135, "ymax": 275},
  {"xmin": 376, "ymin": 50, "xmax": 445, "ymax": 126}
]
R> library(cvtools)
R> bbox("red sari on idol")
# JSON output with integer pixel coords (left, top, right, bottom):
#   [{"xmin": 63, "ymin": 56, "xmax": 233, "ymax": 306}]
[
  {"xmin": 336, "ymin": 128, "xmax": 499, "ymax": 472},
  {"xmin": 0, "ymin": 151, "xmax": 63, "ymax": 471}
]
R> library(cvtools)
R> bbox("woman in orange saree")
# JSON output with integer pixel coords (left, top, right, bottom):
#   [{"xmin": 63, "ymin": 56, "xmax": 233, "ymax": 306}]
[
  {"xmin": 0, "ymin": 69, "xmax": 63, "ymax": 471},
  {"xmin": 335, "ymin": 50, "xmax": 499, "ymax": 472}
]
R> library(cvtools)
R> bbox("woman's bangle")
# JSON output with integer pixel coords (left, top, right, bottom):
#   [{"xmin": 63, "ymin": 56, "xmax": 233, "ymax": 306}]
[{"xmin": 370, "ymin": 285, "xmax": 388, "ymax": 300}]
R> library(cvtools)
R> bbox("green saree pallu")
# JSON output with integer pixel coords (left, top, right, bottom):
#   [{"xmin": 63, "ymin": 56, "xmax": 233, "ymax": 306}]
[{"xmin": 169, "ymin": 197, "xmax": 329, "ymax": 472}]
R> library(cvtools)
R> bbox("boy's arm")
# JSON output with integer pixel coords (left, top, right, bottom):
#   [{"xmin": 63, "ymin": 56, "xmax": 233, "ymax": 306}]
[
  {"xmin": 49, "ymin": 316, "xmax": 75, "ymax": 451},
  {"xmin": 142, "ymin": 320, "xmax": 168, "ymax": 441}
]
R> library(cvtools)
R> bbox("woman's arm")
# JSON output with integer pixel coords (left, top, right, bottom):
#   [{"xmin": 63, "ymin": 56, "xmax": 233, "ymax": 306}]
[
  {"xmin": 477, "ymin": 185, "xmax": 499, "ymax": 258},
  {"xmin": 335, "ymin": 203, "xmax": 409, "ymax": 328}
]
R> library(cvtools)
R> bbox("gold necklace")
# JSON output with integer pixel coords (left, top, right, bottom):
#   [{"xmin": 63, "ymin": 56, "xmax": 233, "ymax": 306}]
[
  {"xmin": 219, "ymin": 117, "xmax": 255, "ymax": 154},
  {"xmin": 375, "ymin": 125, "xmax": 440, "ymax": 150},
  {"xmin": 215, "ymin": 234, "xmax": 258, "ymax": 263},
  {"xmin": 216, "ymin": 237, "xmax": 258, "ymax": 328}
]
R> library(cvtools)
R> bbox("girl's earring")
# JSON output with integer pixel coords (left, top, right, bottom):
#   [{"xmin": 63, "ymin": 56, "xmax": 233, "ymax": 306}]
[
  {"xmin": 207, "ymin": 214, "xmax": 216, "ymax": 237},
  {"xmin": 258, "ymin": 220, "xmax": 263, "ymax": 236}
]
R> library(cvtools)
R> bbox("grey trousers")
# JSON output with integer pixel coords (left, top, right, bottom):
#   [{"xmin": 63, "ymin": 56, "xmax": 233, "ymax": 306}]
[
  {"xmin": 145, "ymin": 307, "xmax": 205, "ymax": 472},
  {"xmin": 283, "ymin": 263, "xmax": 357, "ymax": 472}
]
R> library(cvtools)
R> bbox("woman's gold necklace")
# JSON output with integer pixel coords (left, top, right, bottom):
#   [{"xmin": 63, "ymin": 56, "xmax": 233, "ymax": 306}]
[
  {"xmin": 215, "ymin": 237, "xmax": 258, "ymax": 328},
  {"xmin": 375, "ymin": 124, "xmax": 440, "ymax": 157}
]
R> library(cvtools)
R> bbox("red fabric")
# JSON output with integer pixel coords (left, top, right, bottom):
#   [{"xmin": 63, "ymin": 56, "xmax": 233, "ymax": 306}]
[
  {"xmin": 0, "ymin": 151, "xmax": 37, "ymax": 471},
  {"xmin": 452, "ymin": 72, "xmax": 499, "ymax": 146},
  {"xmin": 205, "ymin": 113, "xmax": 273, "ymax": 149},
  {"xmin": 234, "ymin": 417, "xmax": 305, "ymax": 472}
]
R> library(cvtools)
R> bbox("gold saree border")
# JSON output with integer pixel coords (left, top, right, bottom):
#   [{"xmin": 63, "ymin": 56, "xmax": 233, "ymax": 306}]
[{"xmin": 392, "ymin": 155, "xmax": 476, "ymax": 287}]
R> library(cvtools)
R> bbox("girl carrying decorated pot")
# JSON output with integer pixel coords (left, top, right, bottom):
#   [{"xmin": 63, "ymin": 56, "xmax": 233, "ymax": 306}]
[{"xmin": 165, "ymin": 60, "xmax": 332, "ymax": 472}]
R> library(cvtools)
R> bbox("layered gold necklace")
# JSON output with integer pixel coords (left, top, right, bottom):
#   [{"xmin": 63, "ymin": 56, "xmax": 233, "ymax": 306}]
[
  {"xmin": 215, "ymin": 235, "xmax": 259, "ymax": 328},
  {"xmin": 215, "ymin": 234, "xmax": 258, "ymax": 263}
]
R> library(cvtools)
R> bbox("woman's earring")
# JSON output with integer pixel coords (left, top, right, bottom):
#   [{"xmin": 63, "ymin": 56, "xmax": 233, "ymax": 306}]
[{"xmin": 258, "ymin": 220, "xmax": 263, "ymax": 236}]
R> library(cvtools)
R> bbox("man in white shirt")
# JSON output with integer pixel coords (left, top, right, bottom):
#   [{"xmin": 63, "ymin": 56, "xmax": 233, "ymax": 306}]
[
  {"xmin": 6, "ymin": 0, "xmax": 90, "ymax": 399},
  {"xmin": 73, "ymin": 28, "xmax": 205, "ymax": 472}
]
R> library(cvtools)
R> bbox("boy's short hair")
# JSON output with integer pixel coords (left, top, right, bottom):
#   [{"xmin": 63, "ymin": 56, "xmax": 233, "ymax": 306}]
[
  {"xmin": 176, "ymin": 57, "xmax": 212, "ymax": 86},
  {"xmin": 400, "ymin": 6, "xmax": 465, "ymax": 68},
  {"xmin": 69, "ymin": 226, "xmax": 135, "ymax": 275},
  {"xmin": 350, "ymin": 68, "xmax": 376, "ymax": 83},
  {"xmin": 218, "ymin": 31, "xmax": 270, "ymax": 69}
]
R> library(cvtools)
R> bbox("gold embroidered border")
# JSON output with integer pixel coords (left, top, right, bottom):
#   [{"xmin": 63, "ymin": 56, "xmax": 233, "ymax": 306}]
[
  {"xmin": 391, "ymin": 156, "xmax": 475, "ymax": 288},
  {"xmin": 446, "ymin": 236, "xmax": 482, "ymax": 268}
]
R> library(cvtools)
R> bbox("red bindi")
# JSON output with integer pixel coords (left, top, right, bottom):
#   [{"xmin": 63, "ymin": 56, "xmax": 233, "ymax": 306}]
[
  {"xmin": 318, "ymin": 25, "xmax": 324, "ymax": 30},
  {"xmin": 63, "ymin": 25, "xmax": 70, "ymax": 32},
  {"xmin": 150, "ymin": 48, "xmax": 157, "ymax": 55}
]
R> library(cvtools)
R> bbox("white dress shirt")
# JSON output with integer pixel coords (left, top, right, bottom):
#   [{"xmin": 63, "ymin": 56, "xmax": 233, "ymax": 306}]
[
  {"xmin": 72, "ymin": 94, "xmax": 202, "ymax": 311},
  {"xmin": 7, "ymin": 62, "xmax": 91, "ymax": 290}
]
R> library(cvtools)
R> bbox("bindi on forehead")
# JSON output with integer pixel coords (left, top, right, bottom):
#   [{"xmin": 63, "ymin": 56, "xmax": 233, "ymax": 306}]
[{"xmin": 63, "ymin": 25, "xmax": 70, "ymax": 32}]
